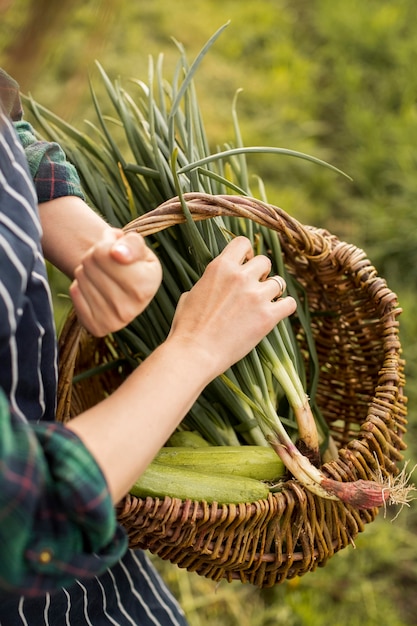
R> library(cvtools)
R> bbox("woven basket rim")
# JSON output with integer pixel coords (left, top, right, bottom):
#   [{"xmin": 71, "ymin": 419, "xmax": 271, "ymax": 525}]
[{"xmin": 56, "ymin": 193, "xmax": 408, "ymax": 586}]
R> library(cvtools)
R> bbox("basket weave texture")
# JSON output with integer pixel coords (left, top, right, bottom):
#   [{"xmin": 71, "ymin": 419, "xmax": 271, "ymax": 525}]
[{"xmin": 57, "ymin": 193, "xmax": 407, "ymax": 587}]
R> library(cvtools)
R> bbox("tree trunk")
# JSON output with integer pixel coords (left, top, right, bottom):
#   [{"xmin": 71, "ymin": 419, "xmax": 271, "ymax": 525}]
[{"xmin": 3, "ymin": 0, "xmax": 84, "ymax": 91}]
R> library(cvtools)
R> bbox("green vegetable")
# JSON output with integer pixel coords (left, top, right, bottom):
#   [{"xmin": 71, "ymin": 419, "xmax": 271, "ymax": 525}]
[
  {"xmin": 129, "ymin": 463, "xmax": 270, "ymax": 503},
  {"xmin": 166, "ymin": 431, "xmax": 211, "ymax": 448},
  {"xmin": 154, "ymin": 445, "xmax": 285, "ymax": 481}
]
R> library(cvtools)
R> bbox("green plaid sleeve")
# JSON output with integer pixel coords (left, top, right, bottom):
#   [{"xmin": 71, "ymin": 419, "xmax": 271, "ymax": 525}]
[
  {"xmin": 0, "ymin": 389, "xmax": 127, "ymax": 596},
  {"xmin": 14, "ymin": 120, "xmax": 85, "ymax": 203},
  {"xmin": 0, "ymin": 68, "xmax": 84, "ymax": 203}
]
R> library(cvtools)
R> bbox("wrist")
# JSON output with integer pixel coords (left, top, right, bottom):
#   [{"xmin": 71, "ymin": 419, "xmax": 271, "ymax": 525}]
[
  {"xmin": 162, "ymin": 332, "xmax": 223, "ymax": 385},
  {"xmin": 39, "ymin": 196, "xmax": 111, "ymax": 277}
]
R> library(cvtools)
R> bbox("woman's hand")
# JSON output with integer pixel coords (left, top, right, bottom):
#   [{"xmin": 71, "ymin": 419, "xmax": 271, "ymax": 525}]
[
  {"xmin": 39, "ymin": 196, "xmax": 163, "ymax": 336},
  {"xmin": 67, "ymin": 235, "xmax": 296, "ymax": 502},
  {"xmin": 69, "ymin": 228, "xmax": 163, "ymax": 336},
  {"xmin": 168, "ymin": 236, "xmax": 297, "ymax": 378}
]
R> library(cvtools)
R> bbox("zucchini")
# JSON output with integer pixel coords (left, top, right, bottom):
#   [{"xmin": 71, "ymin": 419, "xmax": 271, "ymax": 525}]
[
  {"xmin": 129, "ymin": 462, "xmax": 270, "ymax": 503},
  {"xmin": 166, "ymin": 431, "xmax": 211, "ymax": 448},
  {"xmin": 154, "ymin": 445, "xmax": 285, "ymax": 481}
]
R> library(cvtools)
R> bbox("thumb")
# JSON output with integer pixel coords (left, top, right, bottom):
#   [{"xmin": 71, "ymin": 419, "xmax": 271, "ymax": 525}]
[{"xmin": 109, "ymin": 231, "xmax": 147, "ymax": 264}]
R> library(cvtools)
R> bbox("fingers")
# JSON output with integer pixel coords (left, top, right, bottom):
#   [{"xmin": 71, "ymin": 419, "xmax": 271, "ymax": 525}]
[
  {"xmin": 216, "ymin": 237, "xmax": 293, "ymax": 296},
  {"xmin": 69, "ymin": 280, "xmax": 104, "ymax": 336},
  {"xmin": 70, "ymin": 228, "xmax": 163, "ymax": 336},
  {"xmin": 109, "ymin": 230, "xmax": 151, "ymax": 265},
  {"xmin": 218, "ymin": 235, "xmax": 255, "ymax": 264},
  {"xmin": 215, "ymin": 236, "xmax": 272, "ymax": 281},
  {"xmin": 92, "ymin": 227, "xmax": 151, "ymax": 265},
  {"xmin": 264, "ymin": 275, "xmax": 287, "ymax": 301},
  {"xmin": 74, "ymin": 229, "xmax": 157, "ymax": 287},
  {"xmin": 272, "ymin": 293, "xmax": 297, "ymax": 317}
]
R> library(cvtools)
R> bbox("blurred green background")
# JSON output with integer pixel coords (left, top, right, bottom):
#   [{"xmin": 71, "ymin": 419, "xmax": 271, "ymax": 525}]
[{"xmin": 1, "ymin": 1, "xmax": 416, "ymax": 624}]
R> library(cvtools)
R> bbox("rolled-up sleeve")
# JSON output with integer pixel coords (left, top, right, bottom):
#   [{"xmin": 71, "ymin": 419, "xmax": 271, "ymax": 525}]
[
  {"xmin": 14, "ymin": 120, "xmax": 85, "ymax": 203},
  {"xmin": 0, "ymin": 68, "xmax": 84, "ymax": 203},
  {"xmin": 0, "ymin": 390, "xmax": 127, "ymax": 597}
]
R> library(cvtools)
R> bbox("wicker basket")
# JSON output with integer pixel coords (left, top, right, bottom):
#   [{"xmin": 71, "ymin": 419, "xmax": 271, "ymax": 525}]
[{"xmin": 57, "ymin": 193, "xmax": 407, "ymax": 587}]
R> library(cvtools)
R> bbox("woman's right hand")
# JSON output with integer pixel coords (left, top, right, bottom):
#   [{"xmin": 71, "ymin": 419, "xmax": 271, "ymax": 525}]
[{"xmin": 168, "ymin": 236, "xmax": 297, "ymax": 379}]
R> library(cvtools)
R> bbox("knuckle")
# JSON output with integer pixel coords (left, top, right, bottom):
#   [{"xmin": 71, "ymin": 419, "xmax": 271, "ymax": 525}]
[
  {"xmin": 262, "ymin": 255, "xmax": 272, "ymax": 270},
  {"xmin": 73, "ymin": 264, "xmax": 83, "ymax": 280}
]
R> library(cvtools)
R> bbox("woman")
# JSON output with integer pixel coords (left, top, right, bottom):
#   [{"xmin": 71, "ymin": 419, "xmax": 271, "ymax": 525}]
[{"xmin": 0, "ymin": 69, "xmax": 296, "ymax": 624}]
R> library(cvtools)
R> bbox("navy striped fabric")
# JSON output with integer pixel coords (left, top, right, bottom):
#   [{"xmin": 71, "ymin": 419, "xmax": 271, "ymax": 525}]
[
  {"xmin": 0, "ymin": 550, "xmax": 188, "ymax": 626},
  {"xmin": 0, "ymin": 114, "xmax": 57, "ymax": 422},
  {"xmin": 0, "ymin": 104, "xmax": 188, "ymax": 623}
]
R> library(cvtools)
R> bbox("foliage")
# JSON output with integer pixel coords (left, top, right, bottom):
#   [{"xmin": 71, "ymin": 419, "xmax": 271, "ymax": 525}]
[{"xmin": 1, "ymin": 1, "xmax": 417, "ymax": 624}]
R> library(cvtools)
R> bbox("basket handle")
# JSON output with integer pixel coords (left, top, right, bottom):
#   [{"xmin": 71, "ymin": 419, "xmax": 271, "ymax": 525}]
[
  {"xmin": 58, "ymin": 193, "xmax": 324, "ymax": 423},
  {"xmin": 123, "ymin": 193, "xmax": 330, "ymax": 259}
]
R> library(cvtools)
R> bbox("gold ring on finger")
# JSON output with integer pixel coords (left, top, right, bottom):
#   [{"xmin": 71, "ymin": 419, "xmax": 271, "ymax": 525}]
[{"xmin": 267, "ymin": 275, "xmax": 286, "ymax": 299}]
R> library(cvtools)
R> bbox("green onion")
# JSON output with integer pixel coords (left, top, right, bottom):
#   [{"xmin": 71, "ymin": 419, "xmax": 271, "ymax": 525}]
[{"xmin": 24, "ymin": 24, "xmax": 407, "ymax": 509}]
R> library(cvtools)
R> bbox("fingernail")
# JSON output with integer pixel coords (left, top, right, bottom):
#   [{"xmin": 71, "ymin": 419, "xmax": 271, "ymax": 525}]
[{"xmin": 112, "ymin": 243, "xmax": 132, "ymax": 261}]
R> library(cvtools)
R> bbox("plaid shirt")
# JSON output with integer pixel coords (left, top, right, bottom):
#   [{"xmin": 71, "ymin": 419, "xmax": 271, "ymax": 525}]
[{"xmin": 0, "ymin": 84, "xmax": 127, "ymax": 597}]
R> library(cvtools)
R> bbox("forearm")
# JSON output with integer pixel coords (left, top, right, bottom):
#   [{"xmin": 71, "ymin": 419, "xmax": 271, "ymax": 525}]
[
  {"xmin": 66, "ymin": 335, "xmax": 213, "ymax": 504},
  {"xmin": 39, "ymin": 196, "xmax": 110, "ymax": 278}
]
